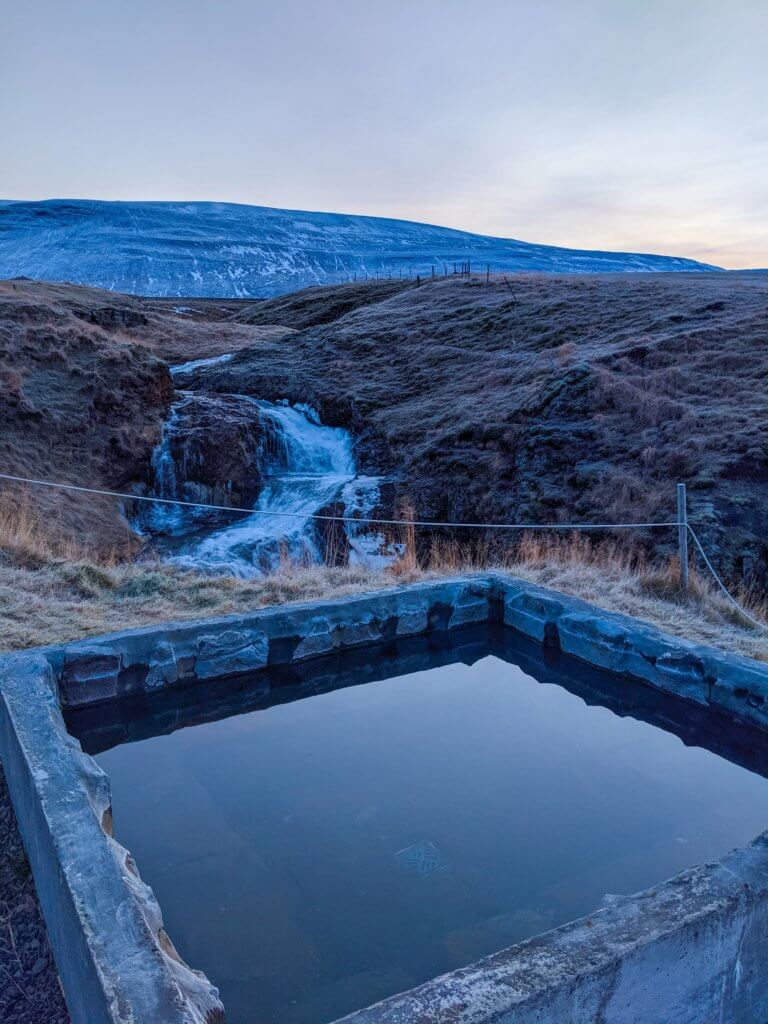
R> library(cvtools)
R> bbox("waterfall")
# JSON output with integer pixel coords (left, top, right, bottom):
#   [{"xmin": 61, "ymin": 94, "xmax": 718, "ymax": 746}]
[
  {"xmin": 138, "ymin": 393, "xmax": 397, "ymax": 577},
  {"xmin": 137, "ymin": 392, "xmax": 222, "ymax": 537},
  {"xmin": 342, "ymin": 476, "xmax": 403, "ymax": 570},
  {"xmin": 141, "ymin": 401, "xmax": 186, "ymax": 534}
]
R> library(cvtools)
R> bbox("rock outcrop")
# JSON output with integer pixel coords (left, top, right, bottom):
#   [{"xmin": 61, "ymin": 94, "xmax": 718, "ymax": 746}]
[
  {"xmin": 0, "ymin": 279, "xmax": 290, "ymax": 553},
  {"xmin": 153, "ymin": 392, "xmax": 267, "ymax": 510}
]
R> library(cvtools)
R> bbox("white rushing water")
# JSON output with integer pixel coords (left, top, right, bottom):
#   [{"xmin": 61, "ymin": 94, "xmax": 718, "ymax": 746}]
[
  {"xmin": 342, "ymin": 476, "xmax": 400, "ymax": 571},
  {"xmin": 140, "ymin": 391, "xmax": 398, "ymax": 577}
]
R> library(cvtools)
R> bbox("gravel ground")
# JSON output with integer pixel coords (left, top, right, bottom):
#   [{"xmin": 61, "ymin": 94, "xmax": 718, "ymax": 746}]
[{"xmin": 0, "ymin": 763, "xmax": 69, "ymax": 1023}]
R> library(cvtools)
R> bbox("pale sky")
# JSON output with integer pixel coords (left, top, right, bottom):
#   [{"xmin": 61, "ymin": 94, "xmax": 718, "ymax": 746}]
[{"xmin": 3, "ymin": 0, "xmax": 767, "ymax": 267}]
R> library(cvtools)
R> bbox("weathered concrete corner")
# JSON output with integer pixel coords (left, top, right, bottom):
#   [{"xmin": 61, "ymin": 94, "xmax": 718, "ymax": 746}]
[{"xmin": 335, "ymin": 834, "xmax": 768, "ymax": 1024}]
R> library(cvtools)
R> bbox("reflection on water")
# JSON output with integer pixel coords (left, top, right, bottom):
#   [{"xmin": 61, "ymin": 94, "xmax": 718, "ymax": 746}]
[{"xmin": 68, "ymin": 628, "xmax": 768, "ymax": 1024}]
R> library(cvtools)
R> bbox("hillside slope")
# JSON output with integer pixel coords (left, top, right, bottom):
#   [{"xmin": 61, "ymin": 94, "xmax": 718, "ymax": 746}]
[
  {"xmin": 2, "ymin": 273, "xmax": 765, "ymax": 591},
  {"xmin": 0, "ymin": 280, "xmax": 292, "ymax": 550},
  {"xmin": 189, "ymin": 273, "xmax": 768, "ymax": 588},
  {"xmin": 0, "ymin": 199, "xmax": 719, "ymax": 298}
]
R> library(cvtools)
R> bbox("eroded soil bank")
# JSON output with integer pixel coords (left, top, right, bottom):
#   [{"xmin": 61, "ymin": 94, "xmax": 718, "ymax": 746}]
[{"xmin": 2, "ymin": 273, "xmax": 766, "ymax": 587}]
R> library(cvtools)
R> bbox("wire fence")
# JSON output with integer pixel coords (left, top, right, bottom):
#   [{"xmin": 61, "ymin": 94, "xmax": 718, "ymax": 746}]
[
  {"xmin": 315, "ymin": 261, "xmax": 518, "ymax": 289},
  {"xmin": 0, "ymin": 471, "xmax": 763, "ymax": 631}
]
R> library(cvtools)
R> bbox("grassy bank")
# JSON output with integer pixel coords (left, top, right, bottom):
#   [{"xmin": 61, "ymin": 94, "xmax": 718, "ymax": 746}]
[{"xmin": 1, "ymin": 499, "xmax": 765, "ymax": 659}]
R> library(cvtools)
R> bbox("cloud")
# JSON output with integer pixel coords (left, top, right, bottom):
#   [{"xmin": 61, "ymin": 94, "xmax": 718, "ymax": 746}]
[{"xmin": 2, "ymin": 0, "xmax": 766, "ymax": 267}]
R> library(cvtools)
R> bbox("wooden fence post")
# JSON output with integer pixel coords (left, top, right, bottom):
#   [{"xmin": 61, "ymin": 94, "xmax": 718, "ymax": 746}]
[{"xmin": 677, "ymin": 483, "xmax": 689, "ymax": 592}]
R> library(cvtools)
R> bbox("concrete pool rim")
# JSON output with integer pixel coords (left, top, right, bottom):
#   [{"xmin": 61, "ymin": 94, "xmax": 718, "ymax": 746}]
[{"xmin": 1, "ymin": 571, "xmax": 767, "ymax": 1023}]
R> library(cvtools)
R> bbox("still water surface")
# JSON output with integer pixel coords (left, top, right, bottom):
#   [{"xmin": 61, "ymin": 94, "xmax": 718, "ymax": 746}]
[{"xmin": 69, "ymin": 630, "xmax": 768, "ymax": 1024}]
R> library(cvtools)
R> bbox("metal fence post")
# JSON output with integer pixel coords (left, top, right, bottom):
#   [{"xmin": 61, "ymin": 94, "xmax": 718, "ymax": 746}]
[{"xmin": 677, "ymin": 482, "xmax": 689, "ymax": 592}]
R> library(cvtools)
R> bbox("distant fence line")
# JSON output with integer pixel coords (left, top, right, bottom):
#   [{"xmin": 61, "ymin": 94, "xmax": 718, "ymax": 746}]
[{"xmin": 327, "ymin": 261, "xmax": 517, "ymax": 289}]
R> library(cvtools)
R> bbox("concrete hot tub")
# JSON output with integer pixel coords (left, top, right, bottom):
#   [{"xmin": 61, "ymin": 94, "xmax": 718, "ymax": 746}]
[{"xmin": 2, "ymin": 573, "xmax": 768, "ymax": 1024}]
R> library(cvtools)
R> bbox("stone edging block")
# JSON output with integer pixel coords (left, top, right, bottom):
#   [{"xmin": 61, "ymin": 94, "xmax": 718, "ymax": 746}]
[
  {"xmin": 491, "ymin": 572, "xmax": 768, "ymax": 727},
  {"xmin": 54, "ymin": 577, "xmax": 494, "ymax": 708}
]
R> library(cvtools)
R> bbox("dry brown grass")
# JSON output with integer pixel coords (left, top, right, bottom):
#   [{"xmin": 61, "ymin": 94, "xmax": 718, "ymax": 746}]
[
  {"xmin": 432, "ymin": 531, "xmax": 767, "ymax": 658},
  {"xmin": 0, "ymin": 493, "xmax": 386, "ymax": 649},
  {"xmin": 0, "ymin": 556, "xmax": 391, "ymax": 652},
  {"xmin": 0, "ymin": 491, "xmax": 121, "ymax": 567},
  {"xmin": 0, "ymin": 496, "xmax": 765, "ymax": 660}
]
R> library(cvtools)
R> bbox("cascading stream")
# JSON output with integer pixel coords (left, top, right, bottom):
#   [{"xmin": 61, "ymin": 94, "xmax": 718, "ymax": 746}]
[
  {"xmin": 137, "ymin": 358, "xmax": 398, "ymax": 576},
  {"xmin": 171, "ymin": 398, "xmax": 355, "ymax": 575}
]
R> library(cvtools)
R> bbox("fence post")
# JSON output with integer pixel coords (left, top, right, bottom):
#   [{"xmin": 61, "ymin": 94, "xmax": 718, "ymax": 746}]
[{"xmin": 677, "ymin": 482, "xmax": 689, "ymax": 592}]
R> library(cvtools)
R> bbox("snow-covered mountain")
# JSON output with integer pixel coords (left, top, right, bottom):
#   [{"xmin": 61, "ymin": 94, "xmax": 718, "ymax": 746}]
[{"xmin": 0, "ymin": 199, "xmax": 720, "ymax": 298}]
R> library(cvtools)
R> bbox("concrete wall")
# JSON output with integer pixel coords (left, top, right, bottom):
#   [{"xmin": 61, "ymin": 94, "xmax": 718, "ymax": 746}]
[
  {"xmin": 47, "ymin": 572, "xmax": 768, "ymax": 734},
  {"xmin": 53, "ymin": 576, "xmax": 493, "ymax": 708},
  {"xmin": 0, "ymin": 654, "xmax": 224, "ymax": 1024},
  {"xmin": 1, "ymin": 571, "xmax": 768, "ymax": 1024},
  {"xmin": 494, "ymin": 573, "xmax": 768, "ymax": 731}
]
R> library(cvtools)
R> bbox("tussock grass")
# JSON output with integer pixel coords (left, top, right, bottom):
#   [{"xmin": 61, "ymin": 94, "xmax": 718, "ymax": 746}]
[
  {"xmin": 0, "ymin": 497, "xmax": 765, "ymax": 660},
  {"xmin": 0, "ymin": 491, "xmax": 120, "ymax": 567},
  {"xmin": 0, "ymin": 558, "xmax": 388, "ymax": 652}
]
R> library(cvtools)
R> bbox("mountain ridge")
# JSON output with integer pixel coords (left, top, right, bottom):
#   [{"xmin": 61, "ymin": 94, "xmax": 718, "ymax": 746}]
[{"xmin": 0, "ymin": 198, "xmax": 721, "ymax": 298}]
